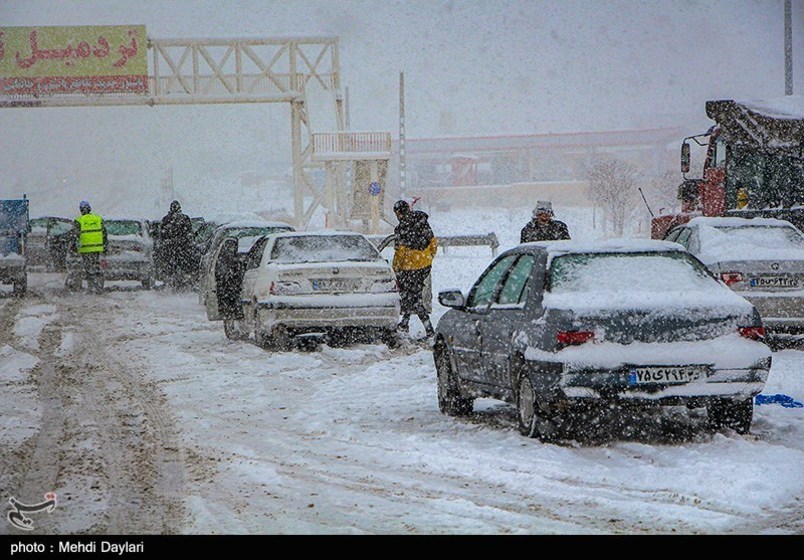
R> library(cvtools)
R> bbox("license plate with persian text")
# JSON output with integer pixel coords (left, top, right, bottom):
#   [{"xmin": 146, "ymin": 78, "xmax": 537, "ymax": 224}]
[
  {"xmin": 628, "ymin": 366, "xmax": 707, "ymax": 385},
  {"xmin": 749, "ymin": 276, "xmax": 800, "ymax": 289}
]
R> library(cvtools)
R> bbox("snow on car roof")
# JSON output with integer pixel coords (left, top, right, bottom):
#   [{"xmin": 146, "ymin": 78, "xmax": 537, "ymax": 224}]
[
  {"xmin": 270, "ymin": 230, "xmax": 367, "ymax": 238},
  {"xmin": 205, "ymin": 211, "xmax": 264, "ymax": 224},
  {"xmin": 521, "ymin": 237, "xmax": 685, "ymax": 256},
  {"xmin": 518, "ymin": 239, "xmax": 691, "ymax": 271},
  {"xmin": 687, "ymin": 216, "xmax": 798, "ymax": 229},
  {"xmin": 216, "ymin": 220, "xmax": 293, "ymax": 229}
]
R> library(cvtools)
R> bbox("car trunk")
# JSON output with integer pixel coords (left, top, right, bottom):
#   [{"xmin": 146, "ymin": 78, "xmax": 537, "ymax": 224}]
[
  {"xmin": 569, "ymin": 305, "xmax": 754, "ymax": 344},
  {"xmin": 707, "ymin": 259, "xmax": 804, "ymax": 292},
  {"xmin": 276, "ymin": 262, "xmax": 395, "ymax": 295},
  {"xmin": 107, "ymin": 237, "xmax": 148, "ymax": 259}
]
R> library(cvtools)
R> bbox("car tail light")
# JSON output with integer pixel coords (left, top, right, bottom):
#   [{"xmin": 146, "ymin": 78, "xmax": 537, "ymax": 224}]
[
  {"xmin": 720, "ymin": 271, "xmax": 743, "ymax": 286},
  {"xmin": 269, "ymin": 281, "xmax": 302, "ymax": 295},
  {"xmin": 739, "ymin": 326, "xmax": 766, "ymax": 341},
  {"xmin": 370, "ymin": 278, "xmax": 398, "ymax": 293},
  {"xmin": 556, "ymin": 330, "xmax": 595, "ymax": 348}
]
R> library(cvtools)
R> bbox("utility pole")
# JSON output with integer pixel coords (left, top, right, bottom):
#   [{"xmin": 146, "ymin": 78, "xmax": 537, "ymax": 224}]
[
  {"xmin": 785, "ymin": 0, "xmax": 793, "ymax": 95},
  {"xmin": 399, "ymin": 71, "xmax": 407, "ymax": 198}
]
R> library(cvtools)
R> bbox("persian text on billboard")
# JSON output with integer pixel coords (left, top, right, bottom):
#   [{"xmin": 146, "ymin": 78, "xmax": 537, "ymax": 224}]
[{"xmin": 0, "ymin": 25, "xmax": 147, "ymax": 96}]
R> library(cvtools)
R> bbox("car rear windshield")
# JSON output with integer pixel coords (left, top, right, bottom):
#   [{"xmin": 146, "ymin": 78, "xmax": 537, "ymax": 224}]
[
  {"xmin": 50, "ymin": 220, "xmax": 73, "ymax": 235},
  {"xmin": 270, "ymin": 235, "xmax": 380, "ymax": 263},
  {"xmin": 703, "ymin": 225, "xmax": 804, "ymax": 252},
  {"xmin": 697, "ymin": 224, "xmax": 804, "ymax": 263},
  {"xmin": 106, "ymin": 221, "xmax": 142, "ymax": 236},
  {"xmin": 28, "ymin": 218, "xmax": 49, "ymax": 230},
  {"xmin": 549, "ymin": 251, "xmax": 717, "ymax": 294}
]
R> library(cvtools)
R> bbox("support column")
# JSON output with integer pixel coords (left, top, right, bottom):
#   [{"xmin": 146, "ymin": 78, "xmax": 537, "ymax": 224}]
[{"xmin": 291, "ymin": 100, "xmax": 305, "ymax": 228}]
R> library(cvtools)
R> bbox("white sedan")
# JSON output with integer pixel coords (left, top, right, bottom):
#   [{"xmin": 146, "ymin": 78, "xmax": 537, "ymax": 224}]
[{"xmin": 240, "ymin": 231, "xmax": 401, "ymax": 349}]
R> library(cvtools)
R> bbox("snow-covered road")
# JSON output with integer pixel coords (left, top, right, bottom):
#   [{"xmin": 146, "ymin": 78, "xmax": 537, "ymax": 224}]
[{"xmin": 1, "ymin": 267, "xmax": 802, "ymax": 535}]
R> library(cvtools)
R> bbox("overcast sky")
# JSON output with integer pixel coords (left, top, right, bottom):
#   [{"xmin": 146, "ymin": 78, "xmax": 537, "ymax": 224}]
[{"xmin": 0, "ymin": 0, "xmax": 802, "ymax": 216}]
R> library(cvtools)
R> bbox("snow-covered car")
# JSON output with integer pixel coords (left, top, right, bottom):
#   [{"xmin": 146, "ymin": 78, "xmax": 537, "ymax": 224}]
[
  {"xmin": 433, "ymin": 239, "xmax": 772, "ymax": 440},
  {"xmin": 238, "ymin": 231, "xmax": 400, "ymax": 349},
  {"xmin": 26, "ymin": 216, "xmax": 73, "ymax": 271},
  {"xmin": 66, "ymin": 218, "xmax": 156, "ymax": 290},
  {"xmin": 664, "ymin": 217, "xmax": 804, "ymax": 340},
  {"xmin": 199, "ymin": 220, "xmax": 295, "ymax": 307}
]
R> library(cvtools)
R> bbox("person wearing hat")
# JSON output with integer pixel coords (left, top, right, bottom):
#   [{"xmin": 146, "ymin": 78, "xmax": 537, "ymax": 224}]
[
  {"xmin": 520, "ymin": 200, "xmax": 571, "ymax": 243},
  {"xmin": 392, "ymin": 200, "xmax": 438, "ymax": 337},
  {"xmin": 70, "ymin": 200, "xmax": 107, "ymax": 293}
]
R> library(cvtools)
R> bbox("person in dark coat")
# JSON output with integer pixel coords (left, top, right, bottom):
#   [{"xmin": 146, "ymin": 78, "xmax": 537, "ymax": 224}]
[
  {"xmin": 215, "ymin": 237, "xmax": 246, "ymax": 339},
  {"xmin": 520, "ymin": 200, "xmax": 571, "ymax": 243},
  {"xmin": 392, "ymin": 200, "xmax": 438, "ymax": 337},
  {"xmin": 159, "ymin": 200, "xmax": 196, "ymax": 289}
]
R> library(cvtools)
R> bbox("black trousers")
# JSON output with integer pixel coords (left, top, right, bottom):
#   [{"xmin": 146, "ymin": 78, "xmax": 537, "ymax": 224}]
[{"xmin": 397, "ymin": 267, "xmax": 430, "ymax": 316}]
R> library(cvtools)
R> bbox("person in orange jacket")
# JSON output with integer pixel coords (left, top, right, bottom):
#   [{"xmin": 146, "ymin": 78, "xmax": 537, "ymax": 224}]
[{"xmin": 392, "ymin": 200, "xmax": 438, "ymax": 337}]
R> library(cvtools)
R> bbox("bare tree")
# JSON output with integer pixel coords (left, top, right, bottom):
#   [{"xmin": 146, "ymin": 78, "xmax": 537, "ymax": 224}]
[{"xmin": 586, "ymin": 158, "xmax": 640, "ymax": 236}]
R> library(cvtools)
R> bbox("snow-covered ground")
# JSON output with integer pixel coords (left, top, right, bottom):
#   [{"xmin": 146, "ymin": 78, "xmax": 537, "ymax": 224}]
[{"xmin": 1, "ymin": 204, "xmax": 802, "ymax": 535}]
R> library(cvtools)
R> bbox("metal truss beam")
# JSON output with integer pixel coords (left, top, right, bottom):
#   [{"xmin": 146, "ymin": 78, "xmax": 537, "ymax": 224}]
[{"xmin": 0, "ymin": 36, "xmax": 343, "ymax": 229}]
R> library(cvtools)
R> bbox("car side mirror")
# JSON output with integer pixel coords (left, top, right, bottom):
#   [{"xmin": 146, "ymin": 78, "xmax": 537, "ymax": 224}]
[
  {"xmin": 438, "ymin": 290, "xmax": 465, "ymax": 309},
  {"xmin": 681, "ymin": 141, "xmax": 691, "ymax": 174}
]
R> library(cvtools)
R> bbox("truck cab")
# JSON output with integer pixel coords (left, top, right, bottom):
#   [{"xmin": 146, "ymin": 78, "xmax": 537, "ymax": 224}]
[
  {"xmin": 0, "ymin": 198, "xmax": 30, "ymax": 295},
  {"xmin": 652, "ymin": 98, "xmax": 804, "ymax": 240}
]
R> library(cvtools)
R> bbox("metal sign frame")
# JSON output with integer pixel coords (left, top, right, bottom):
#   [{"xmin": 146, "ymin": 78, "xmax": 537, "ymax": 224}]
[{"xmin": 0, "ymin": 34, "xmax": 346, "ymax": 228}]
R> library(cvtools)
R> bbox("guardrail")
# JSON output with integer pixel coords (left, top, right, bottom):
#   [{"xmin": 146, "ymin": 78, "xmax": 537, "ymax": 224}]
[
  {"xmin": 437, "ymin": 233, "xmax": 499, "ymax": 256},
  {"xmin": 368, "ymin": 232, "xmax": 499, "ymax": 256}
]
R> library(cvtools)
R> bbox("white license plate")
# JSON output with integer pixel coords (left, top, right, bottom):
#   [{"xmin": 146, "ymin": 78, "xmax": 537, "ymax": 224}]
[
  {"xmin": 628, "ymin": 366, "xmax": 706, "ymax": 385},
  {"xmin": 749, "ymin": 276, "xmax": 800, "ymax": 288},
  {"xmin": 311, "ymin": 278, "xmax": 357, "ymax": 292}
]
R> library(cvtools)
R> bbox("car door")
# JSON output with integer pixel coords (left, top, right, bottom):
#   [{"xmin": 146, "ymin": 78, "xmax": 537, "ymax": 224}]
[
  {"xmin": 203, "ymin": 240, "xmax": 233, "ymax": 321},
  {"xmin": 480, "ymin": 254, "xmax": 538, "ymax": 388},
  {"xmin": 450, "ymin": 254, "xmax": 518, "ymax": 384},
  {"xmin": 240, "ymin": 236, "xmax": 271, "ymax": 330}
]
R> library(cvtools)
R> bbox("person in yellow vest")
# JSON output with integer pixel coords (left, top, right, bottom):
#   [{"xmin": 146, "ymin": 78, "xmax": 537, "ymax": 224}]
[
  {"xmin": 72, "ymin": 200, "xmax": 108, "ymax": 293},
  {"xmin": 392, "ymin": 200, "xmax": 438, "ymax": 337},
  {"xmin": 736, "ymin": 188, "xmax": 749, "ymax": 209}
]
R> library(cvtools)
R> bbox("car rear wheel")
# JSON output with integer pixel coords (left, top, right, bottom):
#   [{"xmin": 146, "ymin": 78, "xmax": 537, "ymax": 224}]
[
  {"xmin": 272, "ymin": 324, "xmax": 292, "ymax": 351},
  {"xmin": 435, "ymin": 345, "xmax": 473, "ymax": 416},
  {"xmin": 517, "ymin": 376, "xmax": 558, "ymax": 442},
  {"xmin": 707, "ymin": 397, "xmax": 753, "ymax": 434},
  {"xmin": 381, "ymin": 327, "xmax": 399, "ymax": 349}
]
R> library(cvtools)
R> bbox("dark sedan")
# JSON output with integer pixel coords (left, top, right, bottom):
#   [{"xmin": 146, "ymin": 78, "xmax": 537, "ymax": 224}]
[{"xmin": 433, "ymin": 239, "xmax": 772, "ymax": 440}]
